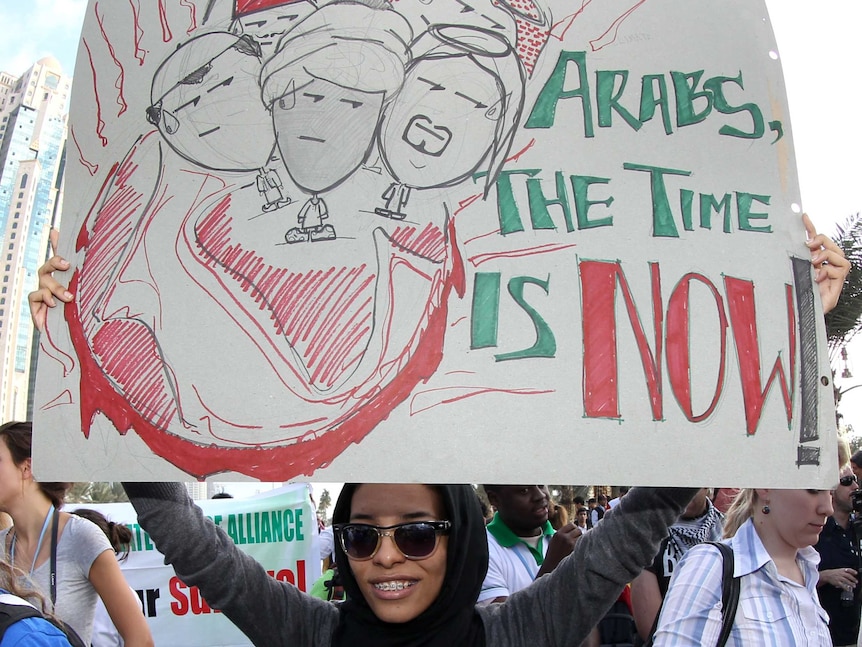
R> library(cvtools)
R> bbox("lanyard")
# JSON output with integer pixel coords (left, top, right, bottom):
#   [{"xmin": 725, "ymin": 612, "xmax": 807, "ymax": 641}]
[{"xmin": 10, "ymin": 504, "xmax": 55, "ymax": 576}]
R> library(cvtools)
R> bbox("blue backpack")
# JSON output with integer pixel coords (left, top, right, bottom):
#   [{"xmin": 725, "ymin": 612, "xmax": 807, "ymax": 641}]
[{"xmin": 0, "ymin": 592, "xmax": 85, "ymax": 647}]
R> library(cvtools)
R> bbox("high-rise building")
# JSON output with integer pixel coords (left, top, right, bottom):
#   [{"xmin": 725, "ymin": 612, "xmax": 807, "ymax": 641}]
[{"xmin": 0, "ymin": 57, "xmax": 70, "ymax": 422}]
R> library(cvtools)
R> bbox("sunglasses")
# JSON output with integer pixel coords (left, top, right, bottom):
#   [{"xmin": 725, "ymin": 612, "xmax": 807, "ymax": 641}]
[
  {"xmin": 840, "ymin": 474, "xmax": 858, "ymax": 487},
  {"xmin": 334, "ymin": 521, "xmax": 451, "ymax": 561}
]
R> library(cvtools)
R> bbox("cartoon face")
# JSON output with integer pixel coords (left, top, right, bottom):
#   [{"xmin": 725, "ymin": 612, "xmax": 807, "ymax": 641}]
[
  {"xmin": 148, "ymin": 32, "xmax": 274, "ymax": 172},
  {"xmin": 379, "ymin": 57, "xmax": 501, "ymax": 189},
  {"xmin": 272, "ymin": 79, "xmax": 385, "ymax": 194}
]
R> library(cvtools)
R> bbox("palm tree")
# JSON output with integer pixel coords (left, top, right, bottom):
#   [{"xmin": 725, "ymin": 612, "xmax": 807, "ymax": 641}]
[
  {"xmin": 826, "ymin": 213, "xmax": 862, "ymax": 351},
  {"xmin": 825, "ymin": 213, "xmax": 862, "ymax": 426},
  {"xmin": 66, "ymin": 482, "xmax": 129, "ymax": 504}
]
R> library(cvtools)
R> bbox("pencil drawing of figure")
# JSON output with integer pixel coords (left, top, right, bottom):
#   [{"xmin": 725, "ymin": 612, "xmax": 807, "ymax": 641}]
[
  {"xmin": 375, "ymin": 24, "xmax": 525, "ymax": 221},
  {"xmin": 36, "ymin": 0, "xmax": 556, "ymax": 480},
  {"xmin": 259, "ymin": 0, "xmax": 413, "ymax": 242},
  {"xmin": 145, "ymin": 30, "xmax": 292, "ymax": 213}
]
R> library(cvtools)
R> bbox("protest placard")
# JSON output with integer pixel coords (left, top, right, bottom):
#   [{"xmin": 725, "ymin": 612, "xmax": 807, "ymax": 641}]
[
  {"xmin": 33, "ymin": 0, "xmax": 835, "ymax": 486},
  {"xmin": 69, "ymin": 484, "xmax": 319, "ymax": 647}
]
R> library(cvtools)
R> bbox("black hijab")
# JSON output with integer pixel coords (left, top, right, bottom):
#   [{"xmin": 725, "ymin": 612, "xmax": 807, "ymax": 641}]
[{"xmin": 330, "ymin": 484, "xmax": 488, "ymax": 647}]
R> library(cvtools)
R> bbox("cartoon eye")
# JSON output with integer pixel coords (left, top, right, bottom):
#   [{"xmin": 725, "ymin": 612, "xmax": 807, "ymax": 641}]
[
  {"xmin": 278, "ymin": 93, "xmax": 296, "ymax": 111},
  {"xmin": 232, "ymin": 34, "xmax": 262, "ymax": 59},
  {"xmin": 340, "ymin": 99, "xmax": 364, "ymax": 109},
  {"xmin": 162, "ymin": 110, "xmax": 181, "ymax": 135},
  {"xmin": 485, "ymin": 96, "xmax": 505, "ymax": 121},
  {"xmin": 180, "ymin": 63, "xmax": 212, "ymax": 86},
  {"xmin": 303, "ymin": 92, "xmax": 325, "ymax": 103},
  {"xmin": 145, "ymin": 104, "xmax": 162, "ymax": 127}
]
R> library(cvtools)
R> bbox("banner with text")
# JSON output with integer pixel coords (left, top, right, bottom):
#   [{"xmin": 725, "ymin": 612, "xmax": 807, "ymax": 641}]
[{"xmin": 71, "ymin": 485, "xmax": 320, "ymax": 647}]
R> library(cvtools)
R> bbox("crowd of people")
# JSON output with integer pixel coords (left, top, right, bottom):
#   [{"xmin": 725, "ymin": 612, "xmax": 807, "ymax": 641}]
[{"xmin": 0, "ymin": 209, "xmax": 849, "ymax": 647}]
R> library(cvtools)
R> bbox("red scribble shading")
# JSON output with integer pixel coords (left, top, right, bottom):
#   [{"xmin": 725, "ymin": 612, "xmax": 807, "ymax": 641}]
[
  {"xmin": 94, "ymin": 2, "xmax": 128, "ymax": 118},
  {"xmin": 66, "ymin": 257, "xmax": 459, "ymax": 478},
  {"xmin": 234, "ymin": 0, "xmax": 305, "ymax": 18},
  {"xmin": 549, "ymin": 1, "xmax": 648, "ymax": 52},
  {"xmin": 500, "ymin": 0, "xmax": 551, "ymax": 75},
  {"xmin": 179, "ymin": 0, "xmax": 198, "ymax": 35},
  {"xmin": 70, "ymin": 126, "xmax": 99, "ymax": 176},
  {"xmin": 454, "ymin": 141, "xmax": 534, "ymax": 217},
  {"xmin": 665, "ymin": 273, "xmax": 727, "ymax": 422},
  {"xmin": 409, "ymin": 386, "xmax": 553, "ymax": 416},
  {"xmin": 449, "ymin": 316, "xmax": 467, "ymax": 328},
  {"xmin": 158, "ymin": 0, "xmax": 173, "ymax": 43},
  {"xmin": 195, "ymin": 201, "xmax": 376, "ymax": 390},
  {"xmin": 65, "ymin": 133, "xmax": 463, "ymax": 479},
  {"xmin": 39, "ymin": 325, "xmax": 77, "ymax": 377},
  {"xmin": 128, "ymin": 0, "xmax": 147, "ymax": 66},
  {"xmin": 506, "ymin": 138, "xmax": 535, "ymax": 164},
  {"xmin": 589, "ymin": 1, "xmax": 647, "ymax": 52},
  {"xmin": 41, "ymin": 391, "xmax": 74, "ymax": 411},
  {"xmin": 454, "ymin": 193, "xmax": 483, "ymax": 216},
  {"xmin": 82, "ymin": 39, "xmax": 108, "ymax": 147},
  {"xmin": 468, "ymin": 243, "xmax": 577, "ymax": 268},
  {"xmin": 462, "ymin": 228, "xmax": 502, "ymax": 247},
  {"xmin": 389, "ymin": 223, "xmax": 448, "ymax": 263},
  {"xmin": 550, "ymin": 5, "xmax": 591, "ymax": 42}
]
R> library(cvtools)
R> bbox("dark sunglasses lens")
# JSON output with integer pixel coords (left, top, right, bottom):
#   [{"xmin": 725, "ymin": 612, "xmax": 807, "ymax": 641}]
[
  {"xmin": 394, "ymin": 523, "xmax": 438, "ymax": 558},
  {"xmin": 342, "ymin": 526, "xmax": 378, "ymax": 559},
  {"xmin": 841, "ymin": 475, "xmax": 857, "ymax": 486}
]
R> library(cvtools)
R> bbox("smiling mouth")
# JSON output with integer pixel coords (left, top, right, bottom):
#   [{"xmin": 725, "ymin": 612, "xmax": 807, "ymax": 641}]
[{"xmin": 374, "ymin": 581, "xmax": 416, "ymax": 591}]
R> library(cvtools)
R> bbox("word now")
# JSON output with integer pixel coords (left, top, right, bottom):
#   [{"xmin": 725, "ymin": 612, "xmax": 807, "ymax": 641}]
[{"xmin": 472, "ymin": 258, "xmax": 820, "ymax": 437}]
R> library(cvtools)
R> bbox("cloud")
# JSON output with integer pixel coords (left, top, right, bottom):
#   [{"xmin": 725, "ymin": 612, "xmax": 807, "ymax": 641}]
[{"xmin": 0, "ymin": 1, "xmax": 86, "ymax": 76}]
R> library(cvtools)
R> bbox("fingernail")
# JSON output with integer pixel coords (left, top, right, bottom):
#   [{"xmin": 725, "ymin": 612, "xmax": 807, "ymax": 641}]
[{"xmin": 63, "ymin": 291, "xmax": 73, "ymax": 300}]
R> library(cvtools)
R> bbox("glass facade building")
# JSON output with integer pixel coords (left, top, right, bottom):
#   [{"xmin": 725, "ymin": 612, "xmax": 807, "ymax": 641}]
[{"xmin": 0, "ymin": 57, "xmax": 70, "ymax": 422}]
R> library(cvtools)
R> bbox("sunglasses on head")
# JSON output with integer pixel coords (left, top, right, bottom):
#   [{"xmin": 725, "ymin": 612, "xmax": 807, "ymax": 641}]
[
  {"xmin": 840, "ymin": 474, "xmax": 858, "ymax": 487},
  {"xmin": 334, "ymin": 521, "xmax": 451, "ymax": 561}
]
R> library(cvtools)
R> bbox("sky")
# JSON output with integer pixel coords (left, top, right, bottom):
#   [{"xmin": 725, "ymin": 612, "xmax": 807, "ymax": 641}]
[{"xmin": 0, "ymin": 1, "xmax": 861, "ymax": 460}]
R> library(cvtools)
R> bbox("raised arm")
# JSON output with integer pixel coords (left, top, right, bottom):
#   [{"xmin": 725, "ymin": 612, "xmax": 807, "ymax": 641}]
[
  {"xmin": 122, "ymin": 483, "xmax": 338, "ymax": 647},
  {"xmin": 481, "ymin": 487, "xmax": 698, "ymax": 647}
]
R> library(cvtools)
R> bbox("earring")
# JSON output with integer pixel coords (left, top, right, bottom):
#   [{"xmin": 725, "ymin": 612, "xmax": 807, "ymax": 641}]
[{"xmin": 761, "ymin": 504, "xmax": 770, "ymax": 514}]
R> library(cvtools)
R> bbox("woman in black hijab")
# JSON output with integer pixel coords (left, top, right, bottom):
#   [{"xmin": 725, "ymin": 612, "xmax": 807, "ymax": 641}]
[
  {"xmin": 330, "ymin": 484, "xmax": 488, "ymax": 647},
  {"xmin": 122, "ymin": 480, "xmax": 694, "ymax": 647}
]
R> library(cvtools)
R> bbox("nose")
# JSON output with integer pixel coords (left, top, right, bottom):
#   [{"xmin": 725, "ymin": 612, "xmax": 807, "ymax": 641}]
[
  {"xmin": 819, "ymin": 490, "xmax": 834, "ymax": 516},
  {"xmin": 372, "ymin": 530, "xmax": 406, "ymax": 567}
]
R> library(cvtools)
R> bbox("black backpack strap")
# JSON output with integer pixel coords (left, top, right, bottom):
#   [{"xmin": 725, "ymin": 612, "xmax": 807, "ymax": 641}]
[
  {"xmin": 50, "ymin": 507, "xmax": 59, "ymax": 606},
  {"xmin": 644, "ymin": 542, "xmax": 739, "ymax": 647},
  {"xmin": 706, "ymin": 541, "xmax": 740, "ymax": 647},
  {"xmin": 0, "ymin": 597, "xmax": 42, "ymax": 640}
]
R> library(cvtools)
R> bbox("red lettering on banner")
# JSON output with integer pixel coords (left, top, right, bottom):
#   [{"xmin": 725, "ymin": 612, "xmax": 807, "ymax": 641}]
[
  {"xmin": 169, "ymin": 577, "xmax": 221, "ymax": 616},
  {"xmin": 581, "ymin": 260, "xmax": 663, "ymax": 419},
  {"xmin": 666, "ymin": 273, "xmax": 728, "ymax": 422},
  {"xmin": 169, "ymin": 578, "xmax": 188, "ymax": 616},
  {"xmin": 579, "ymin": 260, "xmax": 797, "ymax": 434},
  {"xmin": 266, "ymin": 560, "xmax": 308, "ymax": 592},
  {"xmin": 724, "ymin": 278, "xmax": 796, "ymax": 435}
]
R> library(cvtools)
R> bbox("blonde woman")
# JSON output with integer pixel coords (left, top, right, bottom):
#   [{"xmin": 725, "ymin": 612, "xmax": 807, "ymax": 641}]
[{"xmin": 653, "ymin": 488, "xmax": 833, "ymax": 645}]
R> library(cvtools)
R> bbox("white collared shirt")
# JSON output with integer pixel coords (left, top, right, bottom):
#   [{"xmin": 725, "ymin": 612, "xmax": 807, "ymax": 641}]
[{"xmin": 653, "ymin": 517, "xmax": 831, "ymax": 646}]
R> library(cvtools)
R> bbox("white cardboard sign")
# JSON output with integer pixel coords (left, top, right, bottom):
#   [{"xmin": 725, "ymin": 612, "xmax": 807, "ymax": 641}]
[{"xmin": 34, "ymin": 0, "xmax": 836, "ymax": 486}]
